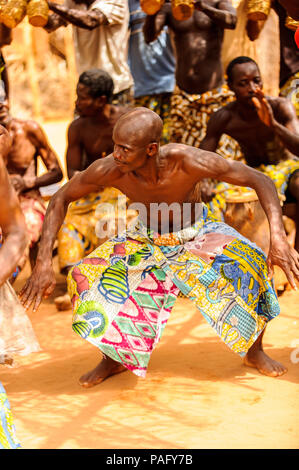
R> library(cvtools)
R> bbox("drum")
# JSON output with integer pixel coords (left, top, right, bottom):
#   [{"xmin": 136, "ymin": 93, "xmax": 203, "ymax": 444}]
[
  {"xmin": 246, "ymin": 0, "xmax": 271, "ymax": 21},
  {"xmin": 223, "ymin": 187, "xmax": 270, "ymax": 254},
  {"xmin": 171, "ymin": 0, "xmax": 194, "ymax": 21}
]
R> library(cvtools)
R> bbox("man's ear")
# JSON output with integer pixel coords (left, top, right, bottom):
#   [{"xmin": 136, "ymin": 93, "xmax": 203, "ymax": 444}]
[{"xmin": 147, "ymin": 142, "xmax": 158, "ymax": 156}]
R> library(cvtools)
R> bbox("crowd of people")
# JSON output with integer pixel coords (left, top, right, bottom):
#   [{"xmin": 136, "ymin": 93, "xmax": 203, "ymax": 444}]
[{"xmin": 0, "ymin": 0, "xmax": 298, "ymax": 449}]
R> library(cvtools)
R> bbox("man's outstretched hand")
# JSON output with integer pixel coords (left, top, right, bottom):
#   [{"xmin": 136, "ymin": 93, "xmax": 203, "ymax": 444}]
[
  {"xmin": 19, "ymin": 263, "xmax": 56, "ymax": 312},
  {"xmin": 267, "ymin": 236, "xmax": 299, "ymax": 291}
]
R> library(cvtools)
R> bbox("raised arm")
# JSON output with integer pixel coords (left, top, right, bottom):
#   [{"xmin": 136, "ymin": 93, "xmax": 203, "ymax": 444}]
[
  {"xmin": 246, "ymin": 19, "xmax": 266, "ymax": 41},
  {"xmin": 44, "ymin": 11, "xmax": 67, "ymax": 32},
  {"xmin": 46, "ymin": 1, "xmax": 108, "ymax": 30},
  {"xmin": 0, "ymin": 154, "xmax": 28, "ymax": 286},
  {"xmin": 200, "ymin": 108, "xmax": 228, "ymax": 152},
  {"xmin": 143, "ymin": 5, "xmax": 169, "ymax": 43},
  {"xmin": 23, "ymin": 121, "xmax": 63, "ymax": 191},
  {"xmin": 184, "ymin": 146, "xmax": 299, "ymax": 287},
  {"xmin": 194, "ymin": 0, "xmax": 237, "ymax": 29},
  {"xmin": 65, "ymin": 121, "xmax": 84, "ymax": 180},
  {"xmin": 252, "ymin": 90, "xmax": 299, "ymax": 157},
  {"xmin": 19, "ymin": 157, "xmax": 118, "ymax": 311}
]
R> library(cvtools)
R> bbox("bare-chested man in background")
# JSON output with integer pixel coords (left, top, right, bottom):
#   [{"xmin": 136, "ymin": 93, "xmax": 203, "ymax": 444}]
[
  {"xmin": 55, "ymin": 68, "xmax": 132, "ymax": 310},
  {"xmin": 201, "ymin": 56, "xmax": 299, "ymax": 251},
  {"xmin": 143, "ymin": 0, "xmax": 241, "ymax": 160},
  {"xmin": 0, "ymin": 98, "xmax": 63, "ymax": 277}
]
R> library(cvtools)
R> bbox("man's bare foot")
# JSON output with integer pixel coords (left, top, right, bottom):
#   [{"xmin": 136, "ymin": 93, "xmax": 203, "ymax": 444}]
[
  {"xmin": 54, "ymin": 293, "xmax": 72, "ymax": 311},
  {"xmin": 79, "ymin": 357, "xmax": 127, "ymax": 388},
  {"xmin": 244, "ymin": 349, "xmax": 287, "ymax": 377}
]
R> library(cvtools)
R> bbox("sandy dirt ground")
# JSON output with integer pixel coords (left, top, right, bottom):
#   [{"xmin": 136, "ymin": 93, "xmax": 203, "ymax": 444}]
[{"xmin": 1, "ymin": 121, "xmax": 299, "ymax": 450}]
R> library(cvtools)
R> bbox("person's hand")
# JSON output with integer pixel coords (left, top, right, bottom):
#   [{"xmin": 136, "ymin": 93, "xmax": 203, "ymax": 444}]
[
  {"xmin": 19, "ymin": 262, "xmax": 56, "ymax": 312},
  {"xmin": 9, "ymin": 174, "xmax": 26, "ymax": 194},
  {"xmin": 266, "ymin": 235, "xmax": 299, "ymax": 290},
  {"xmin": 251, "ymin": 89, "xmax": 275, "ymax": 128},
  {"xmin": 10, "ymin": 174, "xmax": 36, "ymax": 194},
  {"xmin": 22, "ymin": 175, "xmax": 36, "ymax": 190}
]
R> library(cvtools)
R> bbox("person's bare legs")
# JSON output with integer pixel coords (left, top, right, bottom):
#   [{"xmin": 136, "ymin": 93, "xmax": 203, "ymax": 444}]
[
  {"xmin": 244, "ymin": 328, "xmax": 287, "ymax": 377},
  {"xmin": 79, "ymin": 355, "xmax": 127, "ymax": 388}
]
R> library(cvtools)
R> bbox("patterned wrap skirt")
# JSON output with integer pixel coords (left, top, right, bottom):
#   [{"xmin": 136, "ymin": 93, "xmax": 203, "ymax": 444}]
[
  {"xmin": 280, "ymin": 71, "xmax": 299, "ymax": 119},
  {"xmin": 67, "ymin": 204, "xmax": 280, "ymax": 378},
  {"xmin": 134, "ymin": 92, "xmax": 172, "ymax": 145},
  {"xmin": 58, "ymin": 188, "xmax": 130, "ymax": 272},
  {"xmin": 169, "ymin": 84, "xmax": 244, "ymax": 161},
  {"xmin": 0, "ymin": 382, "xmax": 20, "ymax": 449}
]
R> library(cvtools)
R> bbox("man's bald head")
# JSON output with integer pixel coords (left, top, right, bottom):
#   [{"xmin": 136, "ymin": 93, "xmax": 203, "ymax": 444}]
[{"xmin": 115, "ymin": 107, "xmax": 163, "ymax": 146}]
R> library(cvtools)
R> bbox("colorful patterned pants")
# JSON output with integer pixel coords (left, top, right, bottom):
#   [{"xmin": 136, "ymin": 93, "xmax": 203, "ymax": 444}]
[
  {"xmin": 169, "ymin": 85, "xmax": 243, "ymax": 161},
  {"xmin": 280, "ymin": 72, "xmax": 299, "ymax": 118},
  {"xmin": 68, "ymin": 205, "xmax": 279, "ymax": 378}
]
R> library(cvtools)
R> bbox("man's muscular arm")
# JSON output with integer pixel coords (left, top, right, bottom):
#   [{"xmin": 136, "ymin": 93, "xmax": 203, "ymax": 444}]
[
  {"xmin": 26, "ymin": 121, "xmax": 63, "ymax": 190},
  {"xmin": 19, "ymin": 158, "xmax": 117, "ymax": 311},
  {"xmin": 252, "ymin": 91, "xmax": 299, "ymax": 157},
  {"xmin": 9, "ymin": 122, "xmax": 63, "ymax": 194},
  {"xmin": 200, "ymin": 108, "xmax": 228, "ymax": 152},
  {"xmin": 46, "ymin": 1, "xmax": 108, "ymax": 30},
  {"xmin": 194, "ymin": 0, "xmax": 237, "ymax": 29},
  {"xmin": 143, "ymin": 6, "xmax": 169, "ymax": 43},
  {"xmin": 66, "ymin": 121, "xmax": 84, "ymax": 180},
  {"xmin": 246, "ymin": 19, "xmax": 266, "ymax": 41},
  {"xmin": 185, "ymin": 147, "xmax": 299, "ymax": 287},
  {"xmin": 44, "ymin": 12, "xmax": 68, "ymax": 32},
  {"xmin": 0, "ymin": 156, "xmax": 28, "ymax": 286}
]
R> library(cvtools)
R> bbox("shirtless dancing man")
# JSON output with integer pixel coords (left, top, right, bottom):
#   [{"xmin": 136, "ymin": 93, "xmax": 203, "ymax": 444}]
[{"xmin": 20, "ymin": 108, "xmax": 299, "ymax": 388}]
